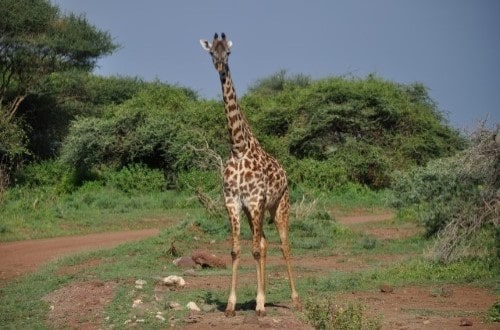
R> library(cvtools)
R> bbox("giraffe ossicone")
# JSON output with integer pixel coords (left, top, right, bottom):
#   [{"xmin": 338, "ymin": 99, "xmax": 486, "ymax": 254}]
[{"xmin": 200, "ymin": 32, "xmax": 301, "ymax": 317}]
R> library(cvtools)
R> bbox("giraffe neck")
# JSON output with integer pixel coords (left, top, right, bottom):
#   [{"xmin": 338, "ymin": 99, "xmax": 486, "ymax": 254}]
[{"xmin": 221, "ymin": 70, "xmax": 257, "ymax": 158}]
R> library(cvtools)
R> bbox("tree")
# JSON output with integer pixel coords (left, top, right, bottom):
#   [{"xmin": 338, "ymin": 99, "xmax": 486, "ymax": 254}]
[
  {"xmin": 0, "ymin": 0, "xmax": 118, "ymax": 121},
  {"xmin": 0, "ymin": 0, "xmax": 117, "ymax": 175}
]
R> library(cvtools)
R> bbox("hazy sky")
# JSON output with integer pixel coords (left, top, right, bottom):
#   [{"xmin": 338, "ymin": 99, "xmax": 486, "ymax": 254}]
[{"xmin": 51, "ymin": 0, "xmax": 499, "ymax": 129}]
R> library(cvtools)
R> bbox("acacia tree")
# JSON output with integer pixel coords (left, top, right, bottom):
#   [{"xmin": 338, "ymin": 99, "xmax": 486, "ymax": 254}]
[
  {"xmin": 0, "ymin": 0, "xmax": 117, "ymax": 176},
  {"xmin": 0, "ymin": 0, "xmax": 117, "ymax": 120}
]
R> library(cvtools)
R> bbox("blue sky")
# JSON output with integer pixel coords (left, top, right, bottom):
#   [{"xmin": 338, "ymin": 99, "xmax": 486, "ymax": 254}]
[{"xmin": 51, "ymin": 0, "xmax": 499, "ymax": 129}]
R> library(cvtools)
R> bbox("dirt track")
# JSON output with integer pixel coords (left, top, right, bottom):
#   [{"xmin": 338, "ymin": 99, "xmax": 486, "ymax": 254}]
[{"xmin": 0, "ymin": 229, "xmax": 159, "ymax": 285}]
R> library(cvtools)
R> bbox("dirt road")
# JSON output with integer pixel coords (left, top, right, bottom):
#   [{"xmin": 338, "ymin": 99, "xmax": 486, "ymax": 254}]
[{"xmin": 0, "ymin": 229, "xmax": 159, "ymax": 285}]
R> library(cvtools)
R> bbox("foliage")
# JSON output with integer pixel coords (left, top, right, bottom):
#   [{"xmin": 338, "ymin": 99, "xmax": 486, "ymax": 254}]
[
  {"xmin": 0, "ymin": 115, "xmax": 29, "ymax": 171},
  {"xmin": 243, "ymin": 74, "xmax": 465, "ymax": 188},
  {"xmin": 391, "ymin": 125, "xmax": 499, "ymax": 263},
  {"xmin": 391, "ymin": 157, "xmax": 476, "ymax": 236},
  {"xmin": 0, "ymin": 0, "xmax": 117, "ymax": 119},
  {"xmin": 59, "ymin": 83, "xmax": 222, "ymax": 186},
  {"xmin": 0, "ymin": 0, "xmax": 118, "ymax": 175},
  {"xmin": 99, "ymin": 164, "xmax": 166, "ymax": 193}
]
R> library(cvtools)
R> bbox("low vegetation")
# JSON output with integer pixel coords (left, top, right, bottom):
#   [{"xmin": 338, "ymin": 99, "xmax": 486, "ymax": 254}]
[{"xmin": 391, "ymin": 125, "xmax": 499, "ymax": 263}]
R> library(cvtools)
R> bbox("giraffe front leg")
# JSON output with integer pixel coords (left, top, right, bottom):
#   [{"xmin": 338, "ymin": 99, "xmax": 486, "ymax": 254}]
[
  {"xmin": 225, "ymin": 202, "xmax": 241, "ymax": 317},
  {"xmin": 246, "ymin": 206, "xmax": 267, "ymax": 317}
]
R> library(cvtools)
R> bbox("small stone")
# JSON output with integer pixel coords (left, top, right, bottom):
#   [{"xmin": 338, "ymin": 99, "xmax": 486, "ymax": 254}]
[
  {"xmin": 132, "ymin": 299, "xmax": 142, "ymax": 308},
  {"xmin": 162, "ymin": 275, "xmax": 186, "ymax": 288},
  {"xmin": 156, "ymin": 314, "xmax": 166, "ymax": 322},
  {"xmin": 423, "ymin": 320, "xmax": 430, "ymax": 325},
  {"xmin": 135, "ymin": 279, "xmax": 147, "ymax": 286},
  {"xmin": 210, "ymin": 240, "xmax": 216, "ymax": 244},
  {"xmin": 135, "ymin": 279, "xmax": 147, "ymax": 289},
  {"xmin": 459, "ymin": 318, "xmax": 473, "ymax": 326},
  {"xmin": 186, "ymin": 301, "xmax": 201, "ymax": 311}
]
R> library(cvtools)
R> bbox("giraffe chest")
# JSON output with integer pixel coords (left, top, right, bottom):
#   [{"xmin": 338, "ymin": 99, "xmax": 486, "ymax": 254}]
[{"xmin": 223, "ymin": 154, "xmax": 286, "ymax": 208}]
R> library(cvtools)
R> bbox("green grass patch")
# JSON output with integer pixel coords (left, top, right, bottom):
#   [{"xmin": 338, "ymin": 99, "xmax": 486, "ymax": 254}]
[{"xmin": 0, "ymin": 185, "xmax": 196, "ymax": 241}]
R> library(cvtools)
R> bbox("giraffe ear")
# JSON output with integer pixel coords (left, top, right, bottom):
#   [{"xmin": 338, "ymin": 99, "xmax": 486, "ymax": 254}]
[
  {"xmin": 199, "ymin": 39, "xmax": 212, "ymax": 52},
  {"xmin": 226, "ymin": 40, "xmax": 233, "ymax": 49}
]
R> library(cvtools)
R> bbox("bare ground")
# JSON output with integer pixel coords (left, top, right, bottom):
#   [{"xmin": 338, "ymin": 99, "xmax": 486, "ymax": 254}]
[
  {"xmin": 1, "ymin": 213, "xmax": 497, "ymax": 329},
  {"xmin": 0, "ymin": 229, "xmax": 159, "ymax": 285}
]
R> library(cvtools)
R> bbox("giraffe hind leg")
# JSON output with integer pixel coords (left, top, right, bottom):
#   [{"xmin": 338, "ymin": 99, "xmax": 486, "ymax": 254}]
[{"xmin": 274, "ymin": 190, "xmax": 301, "ymax": 309}]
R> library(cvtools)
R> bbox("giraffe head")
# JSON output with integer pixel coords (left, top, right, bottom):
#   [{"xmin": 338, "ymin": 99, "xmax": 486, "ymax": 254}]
[{"xmin": 200, "ymin": 32, "xmax": 233, "ymax": 78}]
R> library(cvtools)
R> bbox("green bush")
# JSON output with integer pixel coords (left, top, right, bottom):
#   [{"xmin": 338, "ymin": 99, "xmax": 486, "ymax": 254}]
[
  {"xmin": 176, "ymin": 169, "xmax": 221, "ymax": 193},
  {"xmin": 391, "ymin": 127, "xmax": 499, "ymax": 263},
  {"xmin": 287, "ymin": 158, "xmax": 348, "ymax": 191},
  {"xmin": 391, "ymin": 156, "xmax": 480, "ymax": 236},
  {"xmin": 58, "ymin": 73, "xmax": 465, "ymax": 191},
  {"xmin": 244, "ymin": 74, "xmax": 464, "ymax": 189},
  {"xmin": 99, "ymin": 164, "xmax": 166, "ymax": 193}
]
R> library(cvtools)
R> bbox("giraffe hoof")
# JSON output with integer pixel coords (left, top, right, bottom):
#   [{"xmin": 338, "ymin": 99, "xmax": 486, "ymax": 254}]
[
  {"xmin": 225, "ymin": 309, "xmax": 236, "ymax": 317},
  {"xmin": 256, "ymin": 309, "xmax": 266, "ymax": 317}
]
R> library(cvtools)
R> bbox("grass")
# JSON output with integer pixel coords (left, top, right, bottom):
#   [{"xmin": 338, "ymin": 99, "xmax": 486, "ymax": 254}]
[
  {"xmin": 0, "ymin": 184, "xmax": 197, "ymax": 241},
  {"xmin": 0, "ymin": 184, "xmax": 498, "ymax": 328}
]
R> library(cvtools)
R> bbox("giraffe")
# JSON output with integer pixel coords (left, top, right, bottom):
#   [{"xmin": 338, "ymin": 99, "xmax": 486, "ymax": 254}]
[{"xmin": 200, "ymin": 32, "xmax": 300, "ymax": 317}]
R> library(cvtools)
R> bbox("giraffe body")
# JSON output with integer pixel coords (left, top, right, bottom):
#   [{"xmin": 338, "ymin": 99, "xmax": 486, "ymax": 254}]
[{"xmin": 200, "ymin": 33, "xmax": 300, "ymax": 316}]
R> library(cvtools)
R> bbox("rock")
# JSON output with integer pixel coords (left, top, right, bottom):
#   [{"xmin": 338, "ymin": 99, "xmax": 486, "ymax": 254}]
[
  {"xmin": 191, "ymin": 249, "xmax": 226, "ymax": 268},
  {"xmin": 135, "ymin": 279, "xmax": 147, "ymax": 289},
  {"xmin": 186, "ymin": 301, "xmax": 201, "ymax": 312},
  {"xmin": 156, "ymin": 312, "xmax": 166, "ymax": 322},
  {"xmin": 132, "ymin": 299, "xmax": 142, "ymax": 308},
  {"xmin": 459, "ymin": 318, "xmax": 473, "ymax": 326},
  {"xmin": 161, "ymin": 275, "xmax": 186, "ymax": 288},
  {"xmin": 173, "ymin": 256, "xmax": 197, "ymax": 269},
  {"xmin": 380, "ymin": 284, "xmax": 394, "ymax": 293}
]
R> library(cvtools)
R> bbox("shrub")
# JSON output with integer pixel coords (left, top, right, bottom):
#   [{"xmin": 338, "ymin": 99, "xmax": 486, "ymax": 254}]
[
  {"xmin": 176, "ymin": 169, "xmax": 221, "ymax": 193},
  {"xmin": 392, "ymin": 125, "xmax": 499, "ymax": 263},
  {"xmin": 99, "ymin": 164, "xmax": 166, "ymax": 193},
  {"xmin": 245, "ymin": 74, "xmax": 464, "ymax": 189},
  {"xmin": 391, "ymin": 156, "xmax": 479, "ymax": 236},
  {"xmin": 287, "ymin": 158, "xmax": 348, "ymax": 191}
]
